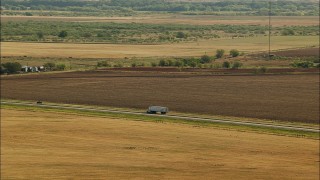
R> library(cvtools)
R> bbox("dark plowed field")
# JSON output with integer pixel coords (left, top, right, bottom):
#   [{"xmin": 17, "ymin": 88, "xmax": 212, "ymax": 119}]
[
  {"xmin": 1, "ymin": 70, "xmax": 319, "ymax": 123},
  {"xmin": 273, "ymin": 47, "xmax": 319, "ymax": 57}
]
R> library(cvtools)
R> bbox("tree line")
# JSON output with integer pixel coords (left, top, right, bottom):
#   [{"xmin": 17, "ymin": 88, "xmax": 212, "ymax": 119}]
[
  {"xmin": 1, "ymin": 0, "xmax": 318, "ymax": 16},
  {"xmin": 1, "ymin": 62, "xmax": 66, "ymax": 74},
  {"xmin": 2, "ymin": 21, "xmax": 318, "ymax": 43}
]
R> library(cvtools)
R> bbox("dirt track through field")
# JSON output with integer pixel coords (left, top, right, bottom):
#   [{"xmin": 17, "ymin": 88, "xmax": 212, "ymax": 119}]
[
  {"xmin": 1, "ymin": 71, "xmax": 319, "ymax": 123},
  {"xmin": 1, "ymin": 109, "xmax": 319, "ymax": 179}
]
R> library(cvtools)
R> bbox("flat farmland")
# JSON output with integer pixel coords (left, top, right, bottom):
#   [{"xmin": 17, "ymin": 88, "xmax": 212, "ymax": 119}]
[
  {"xmin": 1, "ymin": 15, "xmax": 319, "ymax": 26},
  {"xmin": 1, "ymin": 109, "xmax": 319, "ymax": 179},
  {"xmin": 1, "ymin": 70, "xmax": 319, "ymax": 123},
  {"xmin": 1, "ymin": 36, "xmax": 318, "ymax": 58},
  {"xmin": 273, "ymin": 47, "xmax": 320, "ymax": 57}
]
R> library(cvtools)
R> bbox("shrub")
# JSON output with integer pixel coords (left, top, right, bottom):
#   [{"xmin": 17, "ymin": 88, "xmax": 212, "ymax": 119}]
[
  {"xmin": 176, "ymin": 32, "xmax": 187, "ymax": 39},
  {"xmin": 281, "ymin": 29, "xmax": 295, "ymax": 36},
  {"xmin": 313, "ymin": 58, "xmax": 319, "ymax": 63},
  {"xmin": 58, "ymin": 30, "xmax": 68, "ymax": 38},
  {"xmin": 25, "ymin": 12, "xmax": 33, "ymax": 16},
  {"xmin": 256, "ymin": 66, "xmax": 268, "ymax": 73},
  {"xmin": 4, "ymin": 62, "xmax": 22, "ymax": 73},
  {"xmin": 44, "ymin": 62, "xmax": 56, "ymax": 71},
  {"xmin": 0, "ymin": 65, "xmax": 5, "ymax": 74},
  {"xmin": 291, "ymin": 61, "xmax": 313, "ymax": 68},
  {"xmin": 232, "ymin": 61, "xmax": 243, "ymax": 69},
  {"xmin": 182, "ymin": 58, "xmax": 200, "ymax": 67},
  {"xmin": 97, "ymin": 61, "xmax": 111, "ymax": 67},
  {"xmin": 1, "ymin": 62, "xmax": 22, "ymax": 74},
  {"xmin": 222, "ymin": 61, "xmax": 230, "ymax": 68},
  {"xmin": 56, "ymin": 64, "xmax": 66, "ymax": 71},
  {"xmin": 158, "ymin": 59, "xmax": 167, "ymax": 67},
  {"xmin": 139, "ymin": 63, "xmax": 145, "ymax": 67},
  {"xmin": 174, "ymin": 60, "xmax": 183, "ymax": 67},
  {"xmin": 151, "ymin": 62, "xmax": 157, "ymax": 67},
  {"xmin": 131, "ymin": 62, "xmax": 137, "ymax": 67},
  {"xmin": 230, "ymin": 49, "xmax": 240, "ymax": 57},
  {"xmin": 167, "ymin": 60, "xmax": 174, "ymax": 66},
  {"xmin": 2, "ymin": 62, "xmax": 22, "ymax": 74},
  {"xmin": 36, "ymin": 32, "xmax": 44, "ymax": 39},
  {"xmin": 200, "ymin": 55, "xmax": 211, "ymax": 64},
  {"xmin": 216, "ymin": 49, "xmax": 225, "ymax": 59},
  {"xmin": 113, "ymin": 63, "xmax": 123, "ymax": 68},
  {"xmin": 189, "ymin": 61, "xmax": 197, "ymax": 68}
]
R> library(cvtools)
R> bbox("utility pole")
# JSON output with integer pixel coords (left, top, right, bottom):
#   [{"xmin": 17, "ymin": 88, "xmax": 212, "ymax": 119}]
[{"xmin": 268, "ymin": 0, "xmax": 271, "ymax": 60}]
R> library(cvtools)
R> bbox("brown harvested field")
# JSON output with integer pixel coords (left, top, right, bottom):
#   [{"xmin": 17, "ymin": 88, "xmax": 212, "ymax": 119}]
[
  {"xmin": 1, "ymin": 109, "xmax": 319, "ymax": 179},
  {"xmin": 1, "ymin": 36, "xmax": 319, "ymax": 58},
  {"xmin": 273, "ymin": 47, "xmax": 320, "ymax": 57},
  {"xmin": 1, "ymin": 70, "xmax": 319, "ymax": 123},
  {"xmin": 1, "ymin": 15, "xmax": 319, "ymax": 26}
]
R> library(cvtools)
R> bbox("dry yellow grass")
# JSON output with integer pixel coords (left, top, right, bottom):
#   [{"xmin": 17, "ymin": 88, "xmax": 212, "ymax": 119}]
[
  {"xmin": 1, "ymin": 15, "xmax": 319, "ymax": 26},
  {"xmin": 1, "ymin": 109, "xmax": 319, "ymax": 179},
  {"xmin": 1, "ymin": 36, "xmax": 318, "ymax": 58}
]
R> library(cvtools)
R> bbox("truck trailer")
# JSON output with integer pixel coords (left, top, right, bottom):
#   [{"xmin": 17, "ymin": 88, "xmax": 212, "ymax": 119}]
[{"xmin": 147, "ymin": 106, "xmax": 169, "ymax": 115}]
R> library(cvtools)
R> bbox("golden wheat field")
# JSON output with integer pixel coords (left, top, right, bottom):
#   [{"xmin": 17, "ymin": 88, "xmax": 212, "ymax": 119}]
[
  {"xmin": 2, "ymin": 36, "xmax": 318, "ymax": 58},
  {"xmin": 1, "ymin": 109, "xmax": 319, "ymax": 179}
]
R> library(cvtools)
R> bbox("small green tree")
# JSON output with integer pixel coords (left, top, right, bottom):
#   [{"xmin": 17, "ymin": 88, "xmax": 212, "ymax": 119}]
[
  {"xmin": 216, "ymin": 49, "xmax": 225, "ymax": 59},
  {"xmin": 222, "ymin": 61, "xmax": 230, "ymax": 68},
  {"xmin": 189, "ymin": 61, "xmax": 197, "ymax": 68},
  {"xmin": 200, "ymin": 55, "xmax": 211, "ymax": 64},
  {"xmin": 232, "ymin": 61, "xmax": 243, "ymax": 69},
  {"xmin": 174, "ymin": 60, "xmax": 183, "ymax": 67},
  {"xmin": 159, "ymin": 59, "xmax": 166, "ymax": 67},
  {"xmin": 2, "ymin": 62, "xmax": 22, "ymax": 74},
  {"xmin": 36, "ymin": 32, "xmax": 44, "ymax": 39},
  {"xmin": 25, "ymin": 12, "xmax": 33, "ymax": 16},
  {"xmin": 58, "ymin": 30, "xmax": 68, "ymax": 38},
  {"xmin": 176, "ymin": 32, "xmax": 186, "ymax": 39},
  {"xmin": 230, "ymin": 49, "xmax": 240, "ymax": 57},
  {"xmin": 167, "ymin": 60, "xmax": 174, "ymax": 66}
]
